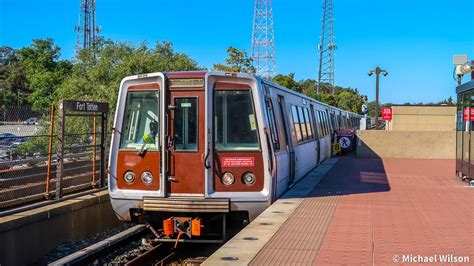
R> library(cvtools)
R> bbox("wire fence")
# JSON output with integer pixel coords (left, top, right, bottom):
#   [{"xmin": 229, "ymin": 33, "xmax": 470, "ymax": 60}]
[{"xmin": 0, "ymin": 103, "xmax": 109, "ymax": 210}]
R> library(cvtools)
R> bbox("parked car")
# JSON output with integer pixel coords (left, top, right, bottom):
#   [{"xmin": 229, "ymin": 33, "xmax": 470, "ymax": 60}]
[
  {"xmin": 0, "ymin": 133, "xmax": 16, "ymax": 146},
  {"xmin": 23, "ymin": 117, "xmax": 38, "ymax": 125}
]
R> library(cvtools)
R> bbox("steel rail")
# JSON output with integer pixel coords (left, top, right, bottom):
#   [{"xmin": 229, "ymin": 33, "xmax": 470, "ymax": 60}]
[{"xmin": 48, "ymin": 225, "xmax": 148, "ymax": 266}]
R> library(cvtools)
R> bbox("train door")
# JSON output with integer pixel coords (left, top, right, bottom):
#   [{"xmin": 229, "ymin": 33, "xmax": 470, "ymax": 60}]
[
  {"xmin": 167, "ymin": 89, "xmax": 205, "ymax": 195},
  {"xmin": 310, "ymin": 104, "xmax": 320, "ymax": 164},
  {"xmin": 463, "ymin": 94, "xmax": 471, "ymax": 176},
  {"xmin": 277, "ymin": 95, "xmax": 296, "ymax": 185}
]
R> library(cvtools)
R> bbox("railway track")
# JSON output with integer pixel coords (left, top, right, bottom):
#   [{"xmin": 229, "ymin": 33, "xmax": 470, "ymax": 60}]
[{"xmin": 49, "ymin": 225, "xmax": 214, "ymax": 266}]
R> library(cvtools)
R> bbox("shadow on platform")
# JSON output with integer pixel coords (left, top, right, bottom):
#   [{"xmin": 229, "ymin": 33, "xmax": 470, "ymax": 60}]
[{"xmin": 311, "ymin": 155, "xmax": 390, "ymax": 197}]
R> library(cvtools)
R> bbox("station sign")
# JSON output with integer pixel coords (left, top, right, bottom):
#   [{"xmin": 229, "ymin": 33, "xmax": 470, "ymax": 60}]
[
  {"xmin": 382, "ymin": 107, "xmax": 392, "ymax": 121},
  {"xmin": 463, "ymin": 107, "xmax": 474, "ymax": 121},
  {"xmin": 60, "ymin": 100, "xmax": 109, "ymax": 113}
]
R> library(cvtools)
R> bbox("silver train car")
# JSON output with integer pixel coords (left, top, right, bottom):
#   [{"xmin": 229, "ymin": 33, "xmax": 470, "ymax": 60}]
[{"xmin": 108, "ymin": 71, "xmax": 362, "ymax": 242}]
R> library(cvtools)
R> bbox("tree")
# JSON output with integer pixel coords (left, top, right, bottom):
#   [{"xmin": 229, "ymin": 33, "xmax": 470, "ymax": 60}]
[
  {"xmin": 367, "ymin": 100, "xmax": 383, "ymax": 117},
  {"xmin": 56, "ymin": 40, "xmax": 200, "ymax": 112},
  {"xmin": 438, "ymin": 96, "xmax": 455, "ymax": 106},
  {"xmin": 213, "ymin": 47, "xmax": 255, "ymax": 74},
  {"xmin": 272, "ymin": 73, "xmax": 303, "ymax": 93},
  {"xmin": 16, "ymin": 39, "xmax": 73, "ymax": 111}
]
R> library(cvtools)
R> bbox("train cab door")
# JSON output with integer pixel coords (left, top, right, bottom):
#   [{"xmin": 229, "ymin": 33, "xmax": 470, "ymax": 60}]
[
  {"xmin": 277, "ymin": 95, "xmax": 296, "ymax": 186},
  {"xmin": 166, "ymin": 87, "xmax": 205, "ymax": 196}
]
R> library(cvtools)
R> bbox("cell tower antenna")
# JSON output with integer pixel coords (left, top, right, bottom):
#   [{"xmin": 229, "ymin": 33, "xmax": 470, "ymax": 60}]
[
  {"xmin": 317, "ymin": 0, "xmax": 336, "ymax": 94},
  {"xmin": 251, "ymin": 0, "xmax": 276, "ymax": 80},
  {"xmin": 75, "ymin": 0, "xmax": 100, "ymax": 50}
]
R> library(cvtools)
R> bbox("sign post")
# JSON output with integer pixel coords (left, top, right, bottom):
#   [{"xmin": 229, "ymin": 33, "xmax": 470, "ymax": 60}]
[{"xmin": 56, "ymin": 99, "xmax": 109, "ymax": 199}]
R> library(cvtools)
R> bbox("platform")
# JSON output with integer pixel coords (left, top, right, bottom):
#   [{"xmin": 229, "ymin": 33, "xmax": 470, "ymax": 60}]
[{"xmin": 205, "ymin": 157, "xmax": 473, "ymax": 265}]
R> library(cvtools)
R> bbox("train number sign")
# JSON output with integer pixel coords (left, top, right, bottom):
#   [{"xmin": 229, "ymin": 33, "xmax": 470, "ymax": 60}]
[{"xmin": 382, "ymin": 107, "xmax": 392, "ymax": 121}]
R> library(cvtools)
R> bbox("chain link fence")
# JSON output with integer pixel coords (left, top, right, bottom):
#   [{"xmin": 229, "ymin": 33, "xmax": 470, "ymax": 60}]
[{"xmin": 0, "ymin": 103, "xmax": 109, "ymax": 210}]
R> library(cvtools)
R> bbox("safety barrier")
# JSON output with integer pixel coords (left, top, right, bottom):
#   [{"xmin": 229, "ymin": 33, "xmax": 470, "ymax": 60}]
[{"xmin": 0, "ymin": 101, "xmax": 109, "ymax": 210}]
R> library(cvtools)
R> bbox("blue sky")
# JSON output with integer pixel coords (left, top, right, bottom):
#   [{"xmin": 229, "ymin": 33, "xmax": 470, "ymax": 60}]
[{"xmin": 1, "ymin": 0, "xmax": 473, "ymax": 104}]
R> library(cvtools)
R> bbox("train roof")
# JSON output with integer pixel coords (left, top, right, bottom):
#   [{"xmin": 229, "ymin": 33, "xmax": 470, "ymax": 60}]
[{"xmin": 144, "ymin": 71, "xmax": 362, "ymax": 117}]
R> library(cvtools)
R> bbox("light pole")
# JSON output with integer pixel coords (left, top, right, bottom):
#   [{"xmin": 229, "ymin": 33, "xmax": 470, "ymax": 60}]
[{"xmin": 368, "ymin": 66, "xmax": 388, "ymax": 129}]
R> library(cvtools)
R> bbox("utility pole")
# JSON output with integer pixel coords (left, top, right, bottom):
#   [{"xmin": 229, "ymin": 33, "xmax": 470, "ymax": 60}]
[
  {"xmin": 75, "ymin": 0, "xmax": 100, "ymax": 50},
  {"xmin": 251, "ymin": 0, "xmax": 276, "ymax": 80},
  {"xmin": 368, "ymin": 66, "xmax": 388, "ymax": 129},
  {"xmin": 317, "ymin": 0, "xmax": 336, "ymax": 94}
]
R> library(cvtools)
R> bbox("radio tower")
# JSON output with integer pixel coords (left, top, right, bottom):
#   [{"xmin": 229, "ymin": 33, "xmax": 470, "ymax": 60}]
[
  {"xmin": 317, "ymin": 0, "xmax": 336, "ymax": 94},
  {"xmin": 251, "ymin": 0, "xmax": 276, "ymax": 80},
  {"xmin": 75, "ymin": 0, "xmax": 100, "ymax": 50}
]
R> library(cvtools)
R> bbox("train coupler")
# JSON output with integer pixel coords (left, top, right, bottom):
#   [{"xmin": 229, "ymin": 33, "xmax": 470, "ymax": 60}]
[
  {"xmin": 162, "ymin": 217, "xmax": 204, "ymax": 248},
  {"xmin": 162, "ymin": 217, "xmax": 204, "ymax": 237}
]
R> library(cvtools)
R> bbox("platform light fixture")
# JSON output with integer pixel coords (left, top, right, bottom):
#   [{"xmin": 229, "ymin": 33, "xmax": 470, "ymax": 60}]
[{"xmin": 368, "ymin": 66, "xmax": 389, "ymax": 129}]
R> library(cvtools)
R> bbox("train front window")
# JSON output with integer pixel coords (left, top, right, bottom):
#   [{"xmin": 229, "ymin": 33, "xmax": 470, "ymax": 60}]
[
  {"xmin": 215, "ymin": 90, "xmax": 259, "ymax": 150},
  {"xmin": 120, "ymin": 91, "xmax": 160, "ymax": 150}
]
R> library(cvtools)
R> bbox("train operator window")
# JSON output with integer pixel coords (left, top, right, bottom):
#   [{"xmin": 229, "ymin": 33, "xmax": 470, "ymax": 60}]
[
  {"xmin": 215, "ymin": 90, "xmax": 259, "ymax": 150},
  {"xmin": 174, "ymin": 97, "xmax": 198, "ymax": 151},
  {"xmin": 120, "ymin": 91, "xmax": 159, "ymax": 150}
]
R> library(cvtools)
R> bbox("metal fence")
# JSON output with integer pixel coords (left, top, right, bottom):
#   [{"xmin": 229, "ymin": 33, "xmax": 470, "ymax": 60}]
[{"xmin": 0, "ymin": 102, "xmax": 109, "ymax": 210}]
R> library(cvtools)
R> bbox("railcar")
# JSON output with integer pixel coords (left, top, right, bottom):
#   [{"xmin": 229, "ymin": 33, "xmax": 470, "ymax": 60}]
[{"xmin": 108, "ymin": 71, "xmax": 362, "ymax": 243}]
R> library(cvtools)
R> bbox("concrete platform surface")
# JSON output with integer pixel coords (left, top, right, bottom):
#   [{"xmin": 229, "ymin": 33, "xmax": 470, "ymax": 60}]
[{"xmin": 206, "ymin": 157, "xmax": 473, "ymax": 265}]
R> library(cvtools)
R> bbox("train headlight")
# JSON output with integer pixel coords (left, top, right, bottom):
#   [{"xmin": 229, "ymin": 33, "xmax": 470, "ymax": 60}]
[
  {"xmin": 123, "ymin": 171, "xmax": 136, "ymax": 184},
  {"xmin": 242, "ymin": 172, "xmax": 256, "ymax": 186},
  {"xmin": 141, "ymin": 171, "xmax": 153, "ymax": 185},
  {"xmin": 221, "ymin": 172, "xmax": 235, "ymax": 186}
]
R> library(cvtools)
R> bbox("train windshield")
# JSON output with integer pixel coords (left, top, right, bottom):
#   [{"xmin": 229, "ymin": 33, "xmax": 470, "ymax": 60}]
[
  {"xmin": 120, "ymin": 91, "xmax": 160, "ymax": 150},
  {"xmin": 214, "ymin": 90, "xmax": 259, "ymax": 150}
]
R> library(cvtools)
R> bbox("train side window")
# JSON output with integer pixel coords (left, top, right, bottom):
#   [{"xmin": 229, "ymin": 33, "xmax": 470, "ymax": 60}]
[
  {"xmin": 310, "ymin": 105, "xmax": 318, "ymax": 139},
  {"xmin": 303, "ymin": 108, "xmax": 313, "ymax": 140},
  {"xmin": 318, "ymin": 111, "xmax": 326, "ymax": 136},
  {"xmin": 297, "ymin": 106, "xmax": 308, "ymax": 141},
  {"xmin": 325, "ymin": 113, "xmax": 331, "ymax": 134},
  {"xmin": 265, "ymin": 98, "xmax": 280, "ymax": 151},
  {"xmin": 291, "ymin": 105, "xmax": 303, "ymax": 143},
  {"xmin": 215, "ymin": 90, "xmax": 259, "ymax": 151}
]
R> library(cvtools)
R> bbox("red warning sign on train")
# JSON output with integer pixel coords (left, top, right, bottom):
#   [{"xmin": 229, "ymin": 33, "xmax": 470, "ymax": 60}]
[{"xmin": 221, "ymin": 157, "xmax": 255, "ymax": 167}]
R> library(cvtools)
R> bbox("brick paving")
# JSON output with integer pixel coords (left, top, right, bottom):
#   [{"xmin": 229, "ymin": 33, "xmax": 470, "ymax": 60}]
[{"xmin": 251, "ymin": 157, "xmax": 473, "ymax": 265}]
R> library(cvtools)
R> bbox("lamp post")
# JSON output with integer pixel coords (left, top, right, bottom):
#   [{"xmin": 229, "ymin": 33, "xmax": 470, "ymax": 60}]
[{"xmin": 368, "ymin": 66, "xmax": 388, "ymax": 129}]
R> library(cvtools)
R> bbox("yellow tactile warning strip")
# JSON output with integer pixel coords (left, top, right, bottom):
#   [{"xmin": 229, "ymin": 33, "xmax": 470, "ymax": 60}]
[{"xmin": 202, "ymin": 158, "xmax": 339, "ymax": 266}]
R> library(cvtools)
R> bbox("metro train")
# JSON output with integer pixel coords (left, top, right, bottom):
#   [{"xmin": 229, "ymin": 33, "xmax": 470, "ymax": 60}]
[{"xmin": 108, "ymin": 71, "xmax": 362, "ymax": 242}]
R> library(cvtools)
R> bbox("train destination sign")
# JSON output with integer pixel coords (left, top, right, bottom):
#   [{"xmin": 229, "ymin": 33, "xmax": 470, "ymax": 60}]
[
  {"xmin": 60, "ymin": 100, "xmax": 109, "ymax": 113},
  {"xmin": 222, "ymin": 157, "xmax": 255, "ymax": 167}
]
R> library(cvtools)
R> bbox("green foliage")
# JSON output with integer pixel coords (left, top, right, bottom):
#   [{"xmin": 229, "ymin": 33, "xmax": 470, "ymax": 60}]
[
  {"xmin": 271, "ymin": 74, "xmax": 365, "ymax": 114},
  {"xmin": 0, "ymin": 48, "xmax": 30, "ymax": 109},
  {"xmin": 438, "ymin": 96, "xmax": 455, "ymax": 106},
  {"xmin": 11, "ymin": 39, "xmax": 200, "ymax": 156},
  {"xmin": 271, "ymin": 73, "xmax": 303, "ymax": 93},
  {"xmin": 15, "ymin": 39, "xmax": 73, "ymax": 112},
  {"xmin": 213, "ymin": 47, "xmax": 255, "ymax": 74},
  {"xmin": 57, "ymin": 40, "xmax": 200, "ymax": 112}
]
